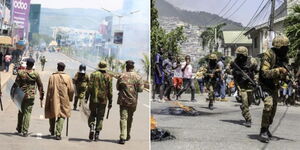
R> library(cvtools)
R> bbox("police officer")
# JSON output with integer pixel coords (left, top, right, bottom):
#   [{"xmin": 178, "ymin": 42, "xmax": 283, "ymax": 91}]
[
  {"xmin": 85, "ymin": 61, "xmax": 112, "ymax": 141},
  {"xmin": 259, "ymin": 35, "xmax": 290, "ymax": 143},
  {"xmin": 231, "ymin": 46, "xmax": 258, "ymax": 127},
  {"xmin": 73, "ymin": 64, "xmax": 89, "ymax": 110},
  {"xmin": 14, "ymin": 58, "xmax": 44, "ymax": 137},
  {"xmin": 203, "ymin": 54, "xmax": 221, "ymax": 110},
  {"xmin": 117, "ymin": 60, "xmax": 143, "ymax": 144},
  {"xmin": 40, "ymin": 56, "xmax": 47, "ymax": 71}
]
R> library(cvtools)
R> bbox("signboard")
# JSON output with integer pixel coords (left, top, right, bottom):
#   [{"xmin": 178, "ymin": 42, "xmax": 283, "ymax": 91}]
[
  {"xmin": 12, "ymin": 0, "xmax": 31, "ymax": 39},
  {"xmin": 113, "ymin": 31, "xmax": 123, "ymax": 44}
]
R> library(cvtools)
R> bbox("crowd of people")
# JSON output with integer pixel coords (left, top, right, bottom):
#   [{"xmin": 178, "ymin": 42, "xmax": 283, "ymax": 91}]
[{"xmin": 152, "ymin": 35, "xmax": 300, "ymax": 143}]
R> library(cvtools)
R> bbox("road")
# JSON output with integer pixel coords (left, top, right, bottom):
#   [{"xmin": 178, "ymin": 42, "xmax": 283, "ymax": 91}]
[
  {"xmin": 0, "ymin": 52, "xmax": 150, "ymax": 150},
  {"xmin": 151, "ymin": 93, "xmax": 300, "ymax": 150}
]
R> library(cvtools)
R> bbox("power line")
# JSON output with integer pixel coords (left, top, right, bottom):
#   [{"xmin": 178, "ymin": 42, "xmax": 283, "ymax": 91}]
[
  {"xmin": 231, "ymin": 0, "xmax": 270, "ymax": 43},
  {"xmin": 205, "ymin": 0, "xmax": 233, "ymax": 26},
  {"xmin": 214, "ymin": 0, "xmax": 248, "ymax": 25}
]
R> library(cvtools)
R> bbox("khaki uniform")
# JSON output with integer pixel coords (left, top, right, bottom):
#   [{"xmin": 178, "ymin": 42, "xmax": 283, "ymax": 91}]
[
  {"xmin": 73, "ymin": 72, "xmax": 89, "ymax": 109},
  {"xmin": 86, "ymin": 70, "xmax": 112, "ymax": 131},
  {"xmin": 231, "ymin": 57, "xmax": 257, "ymax": 122},
  {"xmin": 117, "ymin": 71, "xmax": 143, "ymax": 140},
  {"xmin": 40, "ymin": 57, "xmax": 46, "ymax": 71},
  {"xmin": 45, "ymin": 71, "xmax": 74, "ymax": 136},
  {"xmin": 15, "ymin": 69, "xmax": 44, "ymax": 134},
  {"xmin": 202, "ymin": 64, "xmax": 220, "ymax": 107}
]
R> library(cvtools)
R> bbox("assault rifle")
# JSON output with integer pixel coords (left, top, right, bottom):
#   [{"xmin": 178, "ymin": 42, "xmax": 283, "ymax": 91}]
[{"xmin": 233, "ymin": 62, "xmax": 265, "ymax": 105}]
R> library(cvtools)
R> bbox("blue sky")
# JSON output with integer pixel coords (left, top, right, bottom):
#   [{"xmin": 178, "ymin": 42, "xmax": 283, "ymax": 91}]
[{"xmin": 166, "ymin": 0, "xmax": 284, "ymax": 26}]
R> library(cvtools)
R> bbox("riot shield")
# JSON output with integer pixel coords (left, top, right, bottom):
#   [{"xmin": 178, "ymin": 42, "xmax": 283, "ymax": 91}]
[
  {"xmin": 80, "ymin": 100, "xmax": 90, "ymax": 122},
  {"xmin": 9, "ymin": 82, "xmax": 25, "ymax": 112}
]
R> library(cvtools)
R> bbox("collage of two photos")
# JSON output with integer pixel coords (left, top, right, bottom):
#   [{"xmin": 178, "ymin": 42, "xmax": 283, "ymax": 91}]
[{"xmin": 0, "ymin": 0, "xmax": 300, "ymax": 150}]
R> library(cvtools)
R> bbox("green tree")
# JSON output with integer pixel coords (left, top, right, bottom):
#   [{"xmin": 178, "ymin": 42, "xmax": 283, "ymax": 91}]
[
  {"xmin": 200, "ymin": 23, "xmax": 226, "ymax": 52},
  {"xmin": 141, "ymin": 53, "xmax": 150, "ymax": 80},
  {"xmin": 284, "ymin": 4, "xmax": 300, "ymax": 65}
]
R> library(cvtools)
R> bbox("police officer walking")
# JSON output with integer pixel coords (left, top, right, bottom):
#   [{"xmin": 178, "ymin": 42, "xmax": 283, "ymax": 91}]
[
  {"xmin": 258, "ymin": 36, "xmax": 290, "ymax": 143},
  {"xmin": 117, "ymin": 60, "xmax": 143, "ymax": 144},
  {"xmin": 231, "ymin": 46, "xmax": 258, "ymax": 127},
  {"xmin": 85, "ymin": 61, "xmax": 112, "ymax": 141},
  {"xmin": 14, "ymin": 58, "xmax": 44, "ymax": 137},
  {"xmin": 73, "ymin": 64, "xmax": 89, "ymax": 110}
]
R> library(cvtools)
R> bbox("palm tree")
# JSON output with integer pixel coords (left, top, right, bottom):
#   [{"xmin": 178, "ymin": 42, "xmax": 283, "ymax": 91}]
[
  {"xmin": 284, "ymin": 4, "xmax": 300, "ymax": 65},
  {"xmin": 200, "ymin": 23, "xmax": 226, "ymax": 53},
  {"xmin": 141, "ymin": 53, "xmax": 150, "ymax": 80}
]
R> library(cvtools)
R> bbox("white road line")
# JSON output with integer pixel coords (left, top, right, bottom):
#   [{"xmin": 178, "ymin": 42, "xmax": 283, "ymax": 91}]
[
  {"xmin": 36, "ymin": 133, "xmax": 43, "ymax": 139},
  {"xmin": 143, "ymin": 104, "xmax": 150, "ymax": 108}
]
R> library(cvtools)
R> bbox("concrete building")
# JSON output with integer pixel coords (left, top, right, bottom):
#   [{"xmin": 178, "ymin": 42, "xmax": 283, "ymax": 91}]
[{"xmin": 223, "ymin": 31, "xmax": 252, "ymax": 56}]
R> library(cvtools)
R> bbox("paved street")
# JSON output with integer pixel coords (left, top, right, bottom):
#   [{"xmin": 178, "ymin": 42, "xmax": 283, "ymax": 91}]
[
  {"xmin": 0, "ymin": 52, "xmax": 150, "ymax": 150},
  {"xmin": 151, "ymin": 94, "xmax": 300, "ymax": 150}
]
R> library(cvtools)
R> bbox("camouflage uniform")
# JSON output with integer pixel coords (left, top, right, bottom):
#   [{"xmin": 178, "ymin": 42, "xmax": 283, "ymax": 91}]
[
  {"xmin": 259, "ymin": 36, "xmax": 289, "ymax": 142},
  {"xmin": 85, "ymin": 61, "xmax": 112, "ymax": 138},
  {"xmin": 73, "ymin": 72, "xmax": 89, "ymax": 110},
  {"xmin": 15, "ymin": 69, "xmax": 44, "ymax": 135},
  {"xmin": 202, "ymin": 54, "xmax": 221, "ymax": 109},
  {"xmin": 40, "ymin": 56, "xmax": 46, "ymax": 71},
  {"xmin": 117, "ymin": 70, "xmax": 143, "ymax": 141},
  {"xmin": 231, "ymin": 46, "xmax": 258, "ymax": 125}
]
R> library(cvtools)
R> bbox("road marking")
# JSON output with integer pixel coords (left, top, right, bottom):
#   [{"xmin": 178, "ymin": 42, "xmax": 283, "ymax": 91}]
[
  {"xmin": 36, "ymin": 133, "xmax": 42, "ymax": 139},
  {"xmin": 143, "ymin": 104, "xmax": 150, "ymax": 108}
]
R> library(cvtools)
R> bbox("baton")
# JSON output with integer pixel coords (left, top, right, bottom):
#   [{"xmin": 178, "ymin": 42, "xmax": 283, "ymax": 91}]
[
  {"xmin": 106, "ymin": 108, "xmax": 111, "ymax": 119},
  {"xmin": 0, "ymin": 97, "xmax": 3, "ymax": 111},
  {"xmin": 66, "ymin": 118, "xmax": 69, "ymax": 136}
]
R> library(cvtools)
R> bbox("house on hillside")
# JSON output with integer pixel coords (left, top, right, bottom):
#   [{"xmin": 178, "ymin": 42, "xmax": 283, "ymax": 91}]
[
  {"xmin": 244, "ymin": 0, "xmax": 299, "ymax": 57},
  {"xmin": 222, "ymin": 31, "xmax": 252, "ymax": 57}
]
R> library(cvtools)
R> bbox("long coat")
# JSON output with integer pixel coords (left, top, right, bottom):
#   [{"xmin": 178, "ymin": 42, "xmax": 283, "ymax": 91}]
[{"xmin": 45, "ymin": 71, "xmax": 74, "ymax": 119}]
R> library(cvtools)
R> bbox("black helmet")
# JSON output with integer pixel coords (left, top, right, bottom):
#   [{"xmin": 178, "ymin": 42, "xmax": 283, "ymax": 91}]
[{"xmin": 79, "ymin": 64, "xmax": 86, "ymax": 73}]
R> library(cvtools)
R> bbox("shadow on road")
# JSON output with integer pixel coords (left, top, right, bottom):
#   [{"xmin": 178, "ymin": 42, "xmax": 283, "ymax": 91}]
[
  {"xmin": 68, "ymin": 138, "xmax": 91, "ymax": 142},
  {"xmin": 220, "ymin": 119, "xmax": 245, "ymax": 126},
  {"xmin": 0, "ymin": 132, "xmax": 19, "ymax": 137},
  {"xmin": 98, "ymin": 139, "xmax": 119, "ymax": 144},
  {"xmin": 31, "ymin": 134, "xmax": 54, "ymax": 139},
  {"xmin": 247, "ymin": 134, "xmax": 295, "ymax": 142}
]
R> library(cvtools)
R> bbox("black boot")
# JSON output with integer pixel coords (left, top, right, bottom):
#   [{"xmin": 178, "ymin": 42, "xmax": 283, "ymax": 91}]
[
  {"xmin": 94, "ymin": 131, "xmax": 100, "ymax": 141},
  {"xmin": 208, "ymin": 101, "xmax": 213, "ymax": 110},
  {"xmin": 267, "ymin": 127, "xmax": 273, "ymax": 139},
  {"xmin": 89, "ymin": 124, "xmax": 95, "ymax": 141},
  {"xmin": 244, "ymin": 120, "xmax": 251, "ymax": 128},
  {"xmin": 259, "ymin": 127, "xmax": 269, "ymax": 143},
  {"xmin": 126, "ymin": 135, "xmax": 131, "ymax": 141},
  {"xmin": 56, "ymin": 135, "xmax": 62, "ymax": 140},
  {"xmin": 118, "ymin": 139, "xmax": 125, "ymax": 144}
]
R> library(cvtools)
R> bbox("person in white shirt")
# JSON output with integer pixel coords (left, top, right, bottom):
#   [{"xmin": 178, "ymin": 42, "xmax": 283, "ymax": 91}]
[
  {"xmin": 172, "ymin": 58, "xmax": 183, "ymax": 98},
  {"xmin": 176, "ymin": 55, "xmax": 196, "ymax": 102}
]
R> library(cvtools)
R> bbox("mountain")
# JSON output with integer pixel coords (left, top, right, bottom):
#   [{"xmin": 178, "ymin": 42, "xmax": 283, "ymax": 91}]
[
  {"xmin": 39, "ymin": 8, "xmax": 110, "ymax": 35},
  {"xmin": 156, "ymin": 0, "xmax": 244, "ymax": 30}
]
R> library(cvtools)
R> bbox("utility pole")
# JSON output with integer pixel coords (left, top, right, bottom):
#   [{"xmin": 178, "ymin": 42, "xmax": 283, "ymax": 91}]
[{"xmin": 268, "ymin": 0, "xmax": 276, "ymax": 48}]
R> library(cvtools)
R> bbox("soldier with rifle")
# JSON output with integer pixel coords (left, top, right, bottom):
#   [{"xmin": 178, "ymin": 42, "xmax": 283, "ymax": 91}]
[
  {"xmin": 258, "ymin": 35, "xmax": 290, "ymax": 143},
  {"xmin": 85, "ymin": 61, "xmax": 112, "ymax": 141},
  {"xmin": 230, "ymin": 46, "xmax": 259, "ymax": 127},
  {"xmin": 73, "ymin": 64, "xmax": 89, "ymax": 110}
]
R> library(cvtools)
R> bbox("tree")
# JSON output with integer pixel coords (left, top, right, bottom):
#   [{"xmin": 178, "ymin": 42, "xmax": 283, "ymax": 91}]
[
  {"xmin": 200, "ymin": 23, "xmax": 226, "ymax": 53},
  {"xmin": 284, "ymin": 4, "xmax": 300, "ymax": 65},
  {"xmin": 141, "ymin": 53, "xmax": 150, "ymax": 80}
]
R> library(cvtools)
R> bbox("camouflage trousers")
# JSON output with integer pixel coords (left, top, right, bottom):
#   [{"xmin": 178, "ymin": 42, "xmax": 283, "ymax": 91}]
[
  {"xmin": 73, "ymin": 90, "xmax": 87, "ymax": 109},
  {"xmin": 206, "ymin": 82, "xmax": 216, "ymax": 105},
  {"xmin": 119, "ymin": 106, "xmax": 136, "ymax": 140},
  {"xmin": 239, "ymin": 89, "xmax": 252, "ymax": 121},
  {"xmin": 17, "ymin": 98, "xmax": 34, "ymax": 133},
  {"xmin": 49, "ymin": 117, "xmax": 65, "ymax": 136},
  {"xmin": 261, "ymin": 90, "xmax": 278, "ymax": 128},
  {"xmin": 88, "ymin": 103, "xmax": 106, "ymax": 131}
]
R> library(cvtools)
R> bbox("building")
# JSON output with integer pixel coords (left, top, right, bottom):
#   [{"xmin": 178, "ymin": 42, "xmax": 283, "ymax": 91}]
[
  {"xmin": 223, "ymin": 31, "xmax": 252, "ymax": 56},
  {"xmin": 29, "ymin": 4, "xmax": 41, "ymax": 34},
  {"xmin": 244, "ymin": 0, "xmax": 299, "ymax": 56}
]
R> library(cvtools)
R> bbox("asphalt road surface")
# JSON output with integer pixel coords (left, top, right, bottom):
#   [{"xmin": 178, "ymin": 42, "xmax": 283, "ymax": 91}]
[
  {"xmin": 151, "ymin": 93, "xmax": 300, "ymax": 150},
  {"xmin": 0, "ymin": 51, "xmax": 150, "ymax": 150}
]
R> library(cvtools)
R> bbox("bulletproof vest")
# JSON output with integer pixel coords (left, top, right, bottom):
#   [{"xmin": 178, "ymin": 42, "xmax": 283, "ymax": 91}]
[{"xmin": 233, "ymin": 57, "xmax": 254, "ymax": 86}]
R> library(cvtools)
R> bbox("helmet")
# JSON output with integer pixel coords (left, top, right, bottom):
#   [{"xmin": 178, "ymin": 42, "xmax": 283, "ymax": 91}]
[
  {"xmin": 79, "ymin": 64, "xmax": 86, "ymax": 73},
  {"xmin": 208, "ymin": 54, "xmax": 217, "ymax": 60},
  {"xmin": 235, "ymin": 46, "xmax": 248, "ymax": 56},
  {"xmin": 272, "ymin": 35, "xmax": 289, "ymax": 49}
]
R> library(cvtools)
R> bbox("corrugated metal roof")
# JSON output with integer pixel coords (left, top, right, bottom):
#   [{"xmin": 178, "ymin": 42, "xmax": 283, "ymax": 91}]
[{"xmin": 223, "ymin": 31, "xmax": 252, "ymax": 44}]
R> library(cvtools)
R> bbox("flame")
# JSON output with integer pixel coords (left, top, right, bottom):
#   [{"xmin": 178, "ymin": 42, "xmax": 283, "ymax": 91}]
[
  {"xmin": 172, "ymin": 101, "xmax": 193, "ymax": 112},
  {"xmin": 151, "ymin": 115, "xmax": 157, "ymax": 130}
]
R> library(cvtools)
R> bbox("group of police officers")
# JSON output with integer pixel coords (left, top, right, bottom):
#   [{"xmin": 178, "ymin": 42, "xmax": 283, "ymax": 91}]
[
  {"xmin": 201, "ymin": 35, "xmax": 294, "ymax": 143},
  {"xmin": 1, "ymin": 54, "xmax": 144, "ymax": 145}
]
